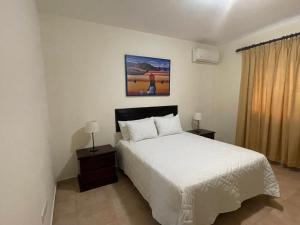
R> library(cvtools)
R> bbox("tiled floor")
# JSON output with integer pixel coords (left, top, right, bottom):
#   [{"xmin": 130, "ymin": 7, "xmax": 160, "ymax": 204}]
[{"xmin": 53, "ymin": 164, "xmax": 300, "ymax": 225}]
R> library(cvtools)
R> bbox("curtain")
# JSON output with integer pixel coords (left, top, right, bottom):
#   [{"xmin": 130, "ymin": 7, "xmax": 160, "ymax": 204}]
[{"xmin": 236, "ymin": 36, "xmax": 300, "ymax": 168}]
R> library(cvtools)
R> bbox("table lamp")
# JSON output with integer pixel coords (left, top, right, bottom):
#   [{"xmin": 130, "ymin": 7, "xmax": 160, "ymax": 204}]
[
  {"xmin": 193, "ymin": 113, "xmax": 202, "ymax": 131},
  {"xmin": 85, "ymin": 120, "xmax": 99, "ymax": 152}
]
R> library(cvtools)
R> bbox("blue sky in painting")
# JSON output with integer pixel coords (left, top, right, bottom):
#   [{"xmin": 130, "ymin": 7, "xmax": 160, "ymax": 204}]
[{"xmin": 126, "ymin": 55, "xmax": 170, "ymax": 69}]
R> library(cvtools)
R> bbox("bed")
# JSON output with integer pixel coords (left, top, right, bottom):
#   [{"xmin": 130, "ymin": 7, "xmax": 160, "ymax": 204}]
[{"xmin": 115, "ymin": 106, "xmax": 280, "ymax": 225}]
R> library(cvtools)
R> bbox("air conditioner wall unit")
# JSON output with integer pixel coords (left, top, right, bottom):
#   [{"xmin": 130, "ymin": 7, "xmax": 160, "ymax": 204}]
[{"xmin": 192, "ymin": 48, "xmax": 220, "ymax": 64}]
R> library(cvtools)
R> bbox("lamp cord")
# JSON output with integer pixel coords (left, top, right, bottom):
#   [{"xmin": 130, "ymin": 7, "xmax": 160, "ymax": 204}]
[{"xmin": 92, "ymin": 132, "xmax": 95, "ymax": 150}]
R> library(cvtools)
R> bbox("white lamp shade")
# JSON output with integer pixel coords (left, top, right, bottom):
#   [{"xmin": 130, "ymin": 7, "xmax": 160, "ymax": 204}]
[
  {"xmin": 193, "ymin": 112, "xmax": 202, "ymax": 121},
  {"xmin": 85, "ymin": 121, "xmax": 99, "ymax": 133}
]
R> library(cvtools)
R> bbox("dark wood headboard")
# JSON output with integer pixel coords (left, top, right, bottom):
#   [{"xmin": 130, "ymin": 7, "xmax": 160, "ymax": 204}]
[{"xmin": 115, "ymin": 105, "xmax": 178, "ymax": 132}]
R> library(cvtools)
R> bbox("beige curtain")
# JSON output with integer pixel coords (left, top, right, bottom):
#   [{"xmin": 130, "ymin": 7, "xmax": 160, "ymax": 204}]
[{"xmin": 236, "ymin": 36, "xmax": 300, "ymax": 168}]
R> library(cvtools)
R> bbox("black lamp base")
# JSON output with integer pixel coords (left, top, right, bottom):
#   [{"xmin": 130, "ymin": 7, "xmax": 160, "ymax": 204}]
[{"xmin": 89, "ymin": 132, "xmax": 97, "ymax": 152}]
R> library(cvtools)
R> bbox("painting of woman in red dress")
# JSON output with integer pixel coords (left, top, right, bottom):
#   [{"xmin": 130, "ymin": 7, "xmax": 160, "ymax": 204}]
[{"xmin": 125, "ymin": 55, "xmax": 170, "ymax": 96}]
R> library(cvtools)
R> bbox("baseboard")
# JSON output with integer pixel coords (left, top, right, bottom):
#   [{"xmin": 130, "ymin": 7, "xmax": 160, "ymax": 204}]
[
  {"xmin": 57, "ymin": 175, "xmax": 77, "ymax": 182},
  {"xmin": 50, "ymin": 184, "xmax": 57, "ymax": 225}
]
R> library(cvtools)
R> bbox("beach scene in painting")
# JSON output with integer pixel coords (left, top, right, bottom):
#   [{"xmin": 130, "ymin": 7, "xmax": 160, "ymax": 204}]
[{"xmin": 125, "ymin": 55, "xmax": 170, "ymax": 96}]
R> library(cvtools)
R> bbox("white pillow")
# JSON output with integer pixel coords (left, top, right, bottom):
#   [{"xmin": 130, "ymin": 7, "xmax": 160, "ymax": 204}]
[
  {"xmin": 154, "ymin": 114, "xmax": 183, "ymax": 136},
  {"xmin": 118, "ymin": 114, "xmax": 173, "ymax": 140},
  {"xmin": 118, "ymin": 118, "xmax": 147, "ymax": 140},
  {"xmin": 127, "ymin": 118, "xmax": 158, "ymax": 142}
]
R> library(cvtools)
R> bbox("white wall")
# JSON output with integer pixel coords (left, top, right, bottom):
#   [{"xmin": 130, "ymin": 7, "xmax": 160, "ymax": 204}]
[
  {"xmin": 40, "ymin": 14, "xmax": 218, "ymax": 180},
  {"xmin": 213, "ymin": 16, "xmax": 300, "ymax": 144},
  {"xmin": 0, "ymin": 1, "xmax": 55, "ymax": 225}
]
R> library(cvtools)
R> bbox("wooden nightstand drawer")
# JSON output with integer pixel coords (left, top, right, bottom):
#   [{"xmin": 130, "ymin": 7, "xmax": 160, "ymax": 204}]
[
  {"xmin": 76, "ymin": 144, "xmax": 118, "ymax": 192},
  {"xmin": 187, "ymin": 129, "xmax": 215, "ymax": 140},
  {"xmin": 79, "ymin": 153, "xmax": 115, "ymax": 172},
  {"xmin": 79, "ymin": 166, "xmax": 117, "ymax": 183},
  {"xmin": 200, "ymin": 132, "xmax": 215, "ymax": 139}
]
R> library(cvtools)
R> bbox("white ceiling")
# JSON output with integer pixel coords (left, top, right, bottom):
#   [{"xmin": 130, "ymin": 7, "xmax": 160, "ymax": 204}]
[{"xmin": 37, "ymin": 0, "xmax": 300, "ymax": 44}]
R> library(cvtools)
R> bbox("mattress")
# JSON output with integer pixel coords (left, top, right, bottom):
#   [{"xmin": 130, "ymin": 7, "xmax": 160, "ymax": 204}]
[{"xmin": 116, "ymin": 132, "xmax": 280, "ymax": 225}]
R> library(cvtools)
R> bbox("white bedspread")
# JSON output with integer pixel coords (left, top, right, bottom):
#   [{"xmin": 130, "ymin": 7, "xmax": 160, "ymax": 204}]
[{"xmin": 116, "ymin": 132, "xmax": 280, "ymax": 225}]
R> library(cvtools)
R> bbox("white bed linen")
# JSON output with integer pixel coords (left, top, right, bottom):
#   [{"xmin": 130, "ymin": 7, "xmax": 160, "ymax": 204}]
[{"xmin": 116, "ymin": 132, "xmax": 280, "ymax": 225}]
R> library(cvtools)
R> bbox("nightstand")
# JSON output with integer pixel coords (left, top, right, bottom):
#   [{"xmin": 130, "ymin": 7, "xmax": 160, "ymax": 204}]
[
  {"xmin": 76, "ymin": 144, "xmax": 118, "ymax": 192},
  {"xmin": 187, "ymin": 129, "xmax": 215, "ymax": 139}
]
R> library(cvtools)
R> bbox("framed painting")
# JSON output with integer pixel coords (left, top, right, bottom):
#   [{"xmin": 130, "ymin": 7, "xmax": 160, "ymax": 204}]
[{"xmin": 125, "ymin": 55, "xmax": 170, "ymax": 96}]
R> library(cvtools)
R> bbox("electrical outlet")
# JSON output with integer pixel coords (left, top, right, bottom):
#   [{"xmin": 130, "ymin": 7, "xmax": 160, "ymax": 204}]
[{"xmin": 41, "ymin": 201, "xmax": 48, "ymax": 224}]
